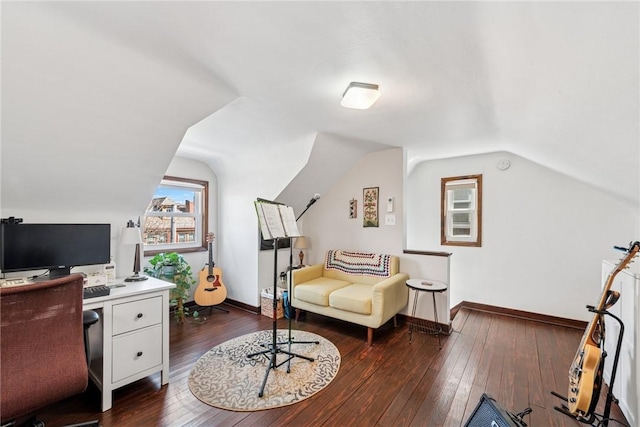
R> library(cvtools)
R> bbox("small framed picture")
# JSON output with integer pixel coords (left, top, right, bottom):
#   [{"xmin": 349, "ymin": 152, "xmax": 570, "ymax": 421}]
[
  {"xmin": 349, "ymin": 199, "xmax": 357, "ymax": 218},
  {"xmin": 363, "ymin": 187, "xmax": 379, "ymax": 227}
]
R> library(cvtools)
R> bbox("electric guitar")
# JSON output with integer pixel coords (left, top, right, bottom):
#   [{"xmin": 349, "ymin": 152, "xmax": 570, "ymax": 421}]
[
  {"xmin": 194, "ymin": 232, "xmax": 227, "ymax": 306},
  {"xmin": 566, "ymin": 240, "xmax": 639, "ymax": 417}
]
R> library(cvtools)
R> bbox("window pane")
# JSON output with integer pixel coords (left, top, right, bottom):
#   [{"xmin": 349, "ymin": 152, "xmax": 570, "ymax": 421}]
[
  {"xmin": 451, "ymin": 212, "xmax": 471, "ymax": 225},
  {"xmin": 143, "ymin": 176, "xmax": 207, "ymax": 253},
  {"xmin": 146, "ymin": 187, "xmax": 199, "ymax": 213},
  {"xmin": 144, "ymin": 215, "xmax": 197, "ymax": 245},
  {"xmin": 452, "ymin": 227, "xmax": 471, "ymax": 236},
  {"xmin": 452, "ymin": 188, "xmax": 472, "ymax": 201},
  {"xmin": 452, "ymin": 201, "xmax": 471, "ymax": 209}
]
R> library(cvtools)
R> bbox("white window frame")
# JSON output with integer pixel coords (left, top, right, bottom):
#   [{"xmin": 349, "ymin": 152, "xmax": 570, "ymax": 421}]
[
  {"xmin": 441, "ymin": 175, "xmax": 482, "ymax": 247},
  {"xmin": 143, "ymin": 176, "xmax": 208, "ymax": 254}
]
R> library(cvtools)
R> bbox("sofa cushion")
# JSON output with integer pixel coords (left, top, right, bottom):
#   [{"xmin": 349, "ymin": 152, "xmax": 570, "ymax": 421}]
[
  {"xmin": 295, "ymin": 277, "xmax": 351, "ymax": 307},
  {"xmin": 329, "ymin": 283, "xmax": 373, "ymax": 315}
]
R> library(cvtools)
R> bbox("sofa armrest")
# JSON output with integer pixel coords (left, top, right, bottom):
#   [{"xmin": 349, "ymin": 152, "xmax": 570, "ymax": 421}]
[
  {"xmin": 292, "ymin": 264, "xmax": 324, "ymax": 287},
  {"xmin": 372, "ymin": 272, "xmax": 410, "ymax": 318}
]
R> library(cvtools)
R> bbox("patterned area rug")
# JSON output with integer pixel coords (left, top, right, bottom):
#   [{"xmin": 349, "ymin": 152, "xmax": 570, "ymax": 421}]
[{"xmin": 188, "ymin": 329, "xmax": 340, "ymax": 411}]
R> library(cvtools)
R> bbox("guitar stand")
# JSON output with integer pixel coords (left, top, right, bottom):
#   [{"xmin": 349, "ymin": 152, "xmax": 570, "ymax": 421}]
[
  {"xmin": 246, "ymin": 237, "xmax": 318, "ymax": 398},
  {"xmin": 552, "ymin": 306, "xmax": 626, "ymax": 427},
  {"xmin": 203, "ymin": 304, "xmax": 229, "ymax": 314}
]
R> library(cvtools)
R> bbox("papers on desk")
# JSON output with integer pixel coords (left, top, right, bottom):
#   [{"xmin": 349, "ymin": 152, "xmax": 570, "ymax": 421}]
[
  {"xmin": 0, "ymin": 277, "xmax": 32, "ymax": 287},
  {"xmin": 255, "ymin": 202, "xmax": 301, "ymax": 240}
]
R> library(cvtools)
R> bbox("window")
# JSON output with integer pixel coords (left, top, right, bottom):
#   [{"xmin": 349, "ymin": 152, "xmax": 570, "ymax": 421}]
[
  {"xmin": 441, "ymin": 174, "xmax": 482, "ymax": 247},
  {"xmin": 143, "ymin": 176, "xmax": 208, "ymax": 254}
]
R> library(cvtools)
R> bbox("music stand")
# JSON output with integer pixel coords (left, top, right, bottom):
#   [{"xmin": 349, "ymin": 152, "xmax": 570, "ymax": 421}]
[{"xmin": 247, "ymin": 200, "xmax": 318, "ymax": 398}]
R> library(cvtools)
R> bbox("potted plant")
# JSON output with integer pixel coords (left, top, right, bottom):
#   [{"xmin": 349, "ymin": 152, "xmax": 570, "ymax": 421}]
[{"xmin": 144, "ymin": 252, "xmax": 198, "ymax": 323}]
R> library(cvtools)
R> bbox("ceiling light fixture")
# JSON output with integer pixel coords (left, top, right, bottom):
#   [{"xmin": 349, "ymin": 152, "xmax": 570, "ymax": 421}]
[{"xmin": 341, "ymin": 82, "xmax": 381, "ymax": 109}]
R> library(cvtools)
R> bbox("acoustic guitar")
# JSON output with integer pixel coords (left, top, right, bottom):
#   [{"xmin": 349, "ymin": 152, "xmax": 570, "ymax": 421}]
[
  {"xmin": 194, "ymin": 232, "xmax": 227, "ymax": 306},
  {"xmin": 566, "ymin": 240, "xmax": 639, "ymax": 417}
]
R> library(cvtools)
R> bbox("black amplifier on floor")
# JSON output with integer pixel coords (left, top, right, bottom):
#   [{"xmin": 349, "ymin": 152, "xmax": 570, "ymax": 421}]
[{"xmin": 464, "ymin": 393, "xmax": 530, "ymax": 427}]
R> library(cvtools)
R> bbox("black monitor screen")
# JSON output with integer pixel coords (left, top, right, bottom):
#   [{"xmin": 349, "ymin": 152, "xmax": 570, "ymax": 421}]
[{"xmin": 0, "ymin": 223, "xmax": 111, "ymax": 278}]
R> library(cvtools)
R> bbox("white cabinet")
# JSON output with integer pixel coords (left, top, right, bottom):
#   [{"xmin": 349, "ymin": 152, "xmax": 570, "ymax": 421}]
[
  {"xmin": 83, "ymin": 277, "xmax": 174, "ymax": 411},
  {"xmin": 602, "ymin": 259, "xmax": 639, "ymax": 426},
  {"xmin": 112, "ymin": 296, "xmax": 162, "ymax": 335},
  {"xmin": 112, "ymin": 324, "xmax": 163, "ymax": 383}
]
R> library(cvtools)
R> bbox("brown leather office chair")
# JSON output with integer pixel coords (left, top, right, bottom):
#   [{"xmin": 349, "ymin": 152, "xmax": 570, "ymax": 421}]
[{"xmin": 1, "ymin": 274, "xmax": 89, "ymax": 424}]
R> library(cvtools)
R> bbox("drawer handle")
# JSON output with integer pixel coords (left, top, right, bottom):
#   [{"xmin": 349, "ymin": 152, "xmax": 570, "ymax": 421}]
[
  {"xmin": 137, "ymin": 351, "xmax": 143, "ymax": 357},
  {"xmin": 137, "ymin": 313, "xmax": 143, "ymax": 319}
]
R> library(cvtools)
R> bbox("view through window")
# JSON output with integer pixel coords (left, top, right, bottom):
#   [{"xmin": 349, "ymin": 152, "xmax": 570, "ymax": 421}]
[{"xmin": 143, "ymin": 176, "xmax": 207, "ymax": 254}]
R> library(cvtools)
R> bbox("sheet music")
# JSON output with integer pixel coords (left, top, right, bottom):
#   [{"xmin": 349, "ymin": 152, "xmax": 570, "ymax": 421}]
[
  {"xmin": 278, "ymin": 205, "xmax": 301, "ymax": 237},
  {"xmin": 254, "ymin": 201, "xmax": 301, "ymax": 239},
  {"xmin": 256, "ymin": 203, "xmax": 283, "ymax": 239},
  {"xmin": 255, "ymin": 203, "xmax": 272, "ymax": 239}
]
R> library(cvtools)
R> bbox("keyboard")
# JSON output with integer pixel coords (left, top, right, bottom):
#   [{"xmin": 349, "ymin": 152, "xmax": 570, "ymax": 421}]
[{"xmin": 83, "ymin": 285, "xmax": 111, "ymax": 299}]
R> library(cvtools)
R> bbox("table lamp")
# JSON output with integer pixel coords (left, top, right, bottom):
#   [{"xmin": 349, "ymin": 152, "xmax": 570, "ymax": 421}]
[
  {"xmin": 294, "ymin": 236, "xmax": 308, "ymax": 266},
  {"xmin": 121, "ymin": 220, "xmax": 148, "ymax": 282}
]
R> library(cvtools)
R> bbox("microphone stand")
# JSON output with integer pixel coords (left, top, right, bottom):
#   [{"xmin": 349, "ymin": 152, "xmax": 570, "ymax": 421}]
[{"xmin": 295, "ymin": 201, "xmax": 315, "ymax": 222}]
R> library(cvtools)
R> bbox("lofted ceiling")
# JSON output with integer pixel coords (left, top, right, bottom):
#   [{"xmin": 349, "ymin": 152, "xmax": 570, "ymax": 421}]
[{"xmin": 2, "ymin": 1, "xmax": 638, "ymax": 212}]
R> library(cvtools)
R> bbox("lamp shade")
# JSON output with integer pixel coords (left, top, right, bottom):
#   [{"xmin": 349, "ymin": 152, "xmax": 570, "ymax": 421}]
[
  {"xmin": 120, "ymin": 226, "xmax": 142, "ymax": 245},
  {"xmin": 294, "ymin": 236, "xmax": 308, "ymax": 250}
]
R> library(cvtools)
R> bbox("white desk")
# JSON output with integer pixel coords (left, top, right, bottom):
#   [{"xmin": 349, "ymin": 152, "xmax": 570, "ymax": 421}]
[{"xmin": 83, "ymin": 277, "xmax": 175, "ymax": 412}]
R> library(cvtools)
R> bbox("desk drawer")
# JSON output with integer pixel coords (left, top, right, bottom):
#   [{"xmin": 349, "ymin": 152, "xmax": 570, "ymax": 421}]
[
  {"xmin": 112, "ymin": 296, "xmax": 162, "ymax": 335},
  {"xmin": 112, "ymin": 324, "xmax": 162, "ymax": 383}
]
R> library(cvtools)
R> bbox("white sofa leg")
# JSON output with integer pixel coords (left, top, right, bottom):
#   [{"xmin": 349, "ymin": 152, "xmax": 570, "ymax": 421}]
[{"xmin": 367, "ymin": 328, "xmax": 373, "ymax": 346}]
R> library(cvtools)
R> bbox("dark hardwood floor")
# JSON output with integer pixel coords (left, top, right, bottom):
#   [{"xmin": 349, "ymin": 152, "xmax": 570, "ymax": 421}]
[{"xmin": 29, "ymin": 305, "xmax": 628, "ymax": 427}]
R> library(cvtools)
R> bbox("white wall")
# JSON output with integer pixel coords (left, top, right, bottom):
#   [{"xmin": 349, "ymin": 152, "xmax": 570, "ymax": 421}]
[
  {"xmin": 179, "ymin": 112, "xmax": 398, "ymax": 308},
  {"xmin": 300, "ymin": 148, "xmax": 405, "ymax": 261},
  {"xmin": 299, "ymin": 147, "xmax": 637, "ymax": 323},
  {"xmin": 178, "ymin": 99, "xmax": 318, "ymax": 307},
  {"xmin": 228, "ymin": 144, "xmax": 450, "ymax": 318},
  {"xmin": 300, "ymin": 147, "xmax": 452, "ymax": 323},
  {"xmin": 406, "ymin": 151, "xmax": 638, "ymax": 321}
]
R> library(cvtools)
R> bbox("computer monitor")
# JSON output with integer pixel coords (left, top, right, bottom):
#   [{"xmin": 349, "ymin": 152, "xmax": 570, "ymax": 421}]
[{"xmin": 0, "ymin": 223, "xmax": 111, "ymax": 278}]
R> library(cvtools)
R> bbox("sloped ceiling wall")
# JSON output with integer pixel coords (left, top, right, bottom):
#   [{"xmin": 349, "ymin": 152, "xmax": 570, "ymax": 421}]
[
  {"xmin": 273, "ymin": 132, "xmax": 394, "ymax": 215},
  {"xmin": 1, "ymin": 2, "xmax": 237, "ymax": 220},
  {"xmin": 2, "ymin": 1, "xmax": 638, "ymax": 226},
  {"xmin": 473, "ymin": 2, "xmax": 639, "ymax": 205}
]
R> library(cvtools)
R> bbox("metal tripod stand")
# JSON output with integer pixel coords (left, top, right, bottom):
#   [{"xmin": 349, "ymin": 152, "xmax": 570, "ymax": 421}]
[{"xmin": 246, "ymin": 237, "xmax": 318, "ymax": 398}]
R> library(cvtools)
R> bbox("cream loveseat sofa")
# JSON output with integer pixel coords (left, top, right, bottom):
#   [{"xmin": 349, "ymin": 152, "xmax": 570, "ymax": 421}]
[{"xmin": 292, "ymin": 250, "xmax": 409, "ymax": 346}]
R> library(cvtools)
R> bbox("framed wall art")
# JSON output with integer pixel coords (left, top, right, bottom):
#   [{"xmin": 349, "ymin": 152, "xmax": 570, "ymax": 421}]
[
  {"xmin": 363, "ymin": 187, "xmax": 379, "ymax": 227},
  {"xmin": 349, "ymin": 198, "xmax": 357, "ymax": 219}
]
